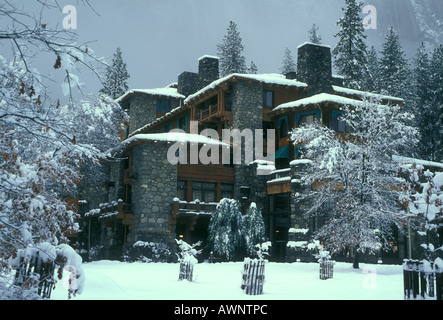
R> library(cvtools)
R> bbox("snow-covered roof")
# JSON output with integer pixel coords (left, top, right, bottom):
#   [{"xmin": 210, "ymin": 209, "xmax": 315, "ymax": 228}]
[
  {"xmin": 198, "ymin": 54, "xmax": 220, "ymax": 61},
  {"xmin": 333, "ymin": 86, "xmax": 404, "ymax": 103},
  {"xmin": 392, "ymin": 155, "xmax": 443, "ymax": 170},
  {"xmin": 273, "ymin": 93, "xmax": 365, "ymax": 112},
  {"xmin": 297, "ymin": 41, "xmax": 332, "ymax": 49},
  {"xmin": 184, "ymin": 73, "xmax": 307, "ymax": 104},
  {"xmin": 121, "ymin": 132, "xmax": 230, "ymax": 148},
  {"xmin": 115, "ymin": 87, "xmax": 185, "ymax": 103}
]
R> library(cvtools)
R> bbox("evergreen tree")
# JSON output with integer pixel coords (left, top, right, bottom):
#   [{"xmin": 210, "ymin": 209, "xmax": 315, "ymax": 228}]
[
  {"xmin": 364, "ymin": 45, "xmax": 380, "ymax": 92},
  {"xmin": 332, "ymin": 0, "xmax": 368, "ymax": 90},
  {"xmin": 428, "ymin": 45, "xmax": 443, "ymax": 162},
  {"xmin": 100, "ymin": 47, "xmax": 130, "ymax": 99},
  {"xmin": 243, "ymin": 203, "xmax": 266, "ymax": 257},
  {"xmin": 308, "ymin": 23, "xmax": 322, "ymax": 44},
  {"xmin": 207, "ymin": 198, "xmax": 244, "ymax": 260},
  {"xmin": 248, "ymin": 61, "xmax": 258, "ymax": 74},
  {"xmin": 280, "ymin": 47, "xmax": 297, "ymax": 75},
  {"xmin": 217, "ymin": 21, "xmax": 247, "ymax": 77},
  {"xmin": 378, "ymin": 27, "xmax": 409, "ymax": 98},
  {"xmin": 410, "ymin": 42, "xmax": 440, "ymax": 161}
]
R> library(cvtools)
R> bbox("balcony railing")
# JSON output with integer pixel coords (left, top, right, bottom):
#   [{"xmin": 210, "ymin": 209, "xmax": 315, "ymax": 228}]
[
  {"xmin": 195, "ymin": 104, "xmax": 218, "ymax": 121},
  {"xmin": 172, "ymin": 199, "xmax": 217, "ymax": 216}
]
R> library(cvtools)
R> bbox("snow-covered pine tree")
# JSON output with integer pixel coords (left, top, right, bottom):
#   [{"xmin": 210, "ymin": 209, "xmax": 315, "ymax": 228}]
[
  {"xmin": 428, "ymin": 44, "xmax": 443, "ymax": 162},
  {"xmin": 99, "ymin": 47, "xmax": 130, "ymax": 99},
  {"xmin": 332, "ymin": 0, "xmax": 368, "ymax": 90},
  {"xmin": 378, "ymin": 27, "xmax": 410, "ymax": 99},
  {"xmin": 308, "ymin": 23, "xmax": 322, "ymax": 44},
  {"xmin": 280, "ymin": 47, "xmax": 297, "ymax": 75},
  {"xmin": 291, "ymin": 99, "xmax": 419, "ymax": 268},
  {"xmin": 364, "ymin": 45, "xmax": 380, "ymax": 93},
  {"xmin": 410, "ymin": 43, "xmax": 442, "ymax": 162},
  {"xmin": 248, "ymin": 61, "xmax": 258, "ymax": 74},
  {"xmin": 207, "ymin": 198, "xmax": 244, "ymax": 261},
  {"xmin": 217, "ymin": 21, "xmax": 247, "ymax": 77},
  {"xmin": 243, "ymin": 203, "xmax": 266, "ymax": 257}
]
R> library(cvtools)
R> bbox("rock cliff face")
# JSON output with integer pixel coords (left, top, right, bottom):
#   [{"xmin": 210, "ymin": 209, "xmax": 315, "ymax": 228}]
[{"xmin": 367, "ymin": 0, "xmax": 443, "ymax": 47}]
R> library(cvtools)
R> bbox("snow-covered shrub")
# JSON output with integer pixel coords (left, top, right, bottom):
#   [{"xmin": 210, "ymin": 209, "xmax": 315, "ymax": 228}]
[
  {"xmin": 176, "ymin": 239, "xmax": 201, "ymax": 282},
  {"xmin": 4, "ymin": 243, "xmax": 84, "ymax": 300},
  {"xmin": 123, "ymin": 239, "xmax": 176, "ymax": 263},
  {"xmin": 255, "ymin": 242, "xmax": 272, "ymax": 260},
  {"xmin": 207, "ymin": 198, "xmax": 244, "ymax": 261},
  {"xmin": 243, "ymin": 203, "xmax": 266, "ymax": 257}
]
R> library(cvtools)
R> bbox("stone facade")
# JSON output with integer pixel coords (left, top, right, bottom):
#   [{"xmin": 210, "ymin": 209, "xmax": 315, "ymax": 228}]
[
  {"xmin": 128, "ymin": 94, "xmax": 182, "ymax": 135},
  {"xmin": 198, "ymin": 56, "xmax": 219, "ymax": 90},
  {"xmin": 178, "ymin": 71, "xmax": 199, "ymax": 97},
  {"xmin": 297, "ymin": 43, "xmax": 333, "ymax": 96},
  {"xmin": 228, "ymin": 80, "xmax": 266, "ymax": 205},
  {"xmin": 127, "ymin": 141, "xmax": 177, "ymax": 247}
]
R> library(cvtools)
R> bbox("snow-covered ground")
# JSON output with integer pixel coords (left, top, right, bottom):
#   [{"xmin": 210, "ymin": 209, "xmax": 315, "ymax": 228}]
[{"xmin": 51, "ymin": 260, "xmax": 404, "ymax": 300}]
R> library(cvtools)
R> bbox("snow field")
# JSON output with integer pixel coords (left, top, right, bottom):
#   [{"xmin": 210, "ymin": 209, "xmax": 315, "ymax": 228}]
[{"xmin": 51, "ymin": 261, "xmax": 404, "ymax": 300}]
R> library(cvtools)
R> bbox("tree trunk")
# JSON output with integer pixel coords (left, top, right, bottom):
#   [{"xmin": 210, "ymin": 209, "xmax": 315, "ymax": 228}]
[{"xmin": 353, "ymin": 250, "xmax": 360, "ymax": 269}]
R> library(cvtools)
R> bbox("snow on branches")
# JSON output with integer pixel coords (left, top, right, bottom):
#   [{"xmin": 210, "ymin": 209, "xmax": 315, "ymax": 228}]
[
  {"xmin": 401, "ymin": 164, "xmax": 443, "ymax": 260},
  {"xmin": 291, "ymin": 99, "xmax": 418, "ymax": 256},
  {"xmin": 0, "ymin": 1, "xmax": 128, "ymax": 295}
]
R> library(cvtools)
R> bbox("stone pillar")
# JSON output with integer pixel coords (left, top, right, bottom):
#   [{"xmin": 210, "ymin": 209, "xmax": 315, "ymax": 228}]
[
  {"xmin": 178, "ymin": 71, "xmax": 199, "ymax": 97},
  {"xmin": 198, "ymin": 55, "xmax": 220, "ymax": 89},
  {"xmin": 227, "ymin": 80, "xmax": 265, "ymax": 206},
  {"xmin": 127, "ymin": 141, "xmax": 177, "ymax": 247},
  {"xmin": 297, "ymin": 43, "xmax": 333, "ymax": 96}
]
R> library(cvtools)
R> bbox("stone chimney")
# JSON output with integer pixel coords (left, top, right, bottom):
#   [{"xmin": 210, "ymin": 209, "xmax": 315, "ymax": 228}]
[
  {"xmin": 297, "ymin": 43, "xmax": 333, "ymax": 96},
  {"xmin": 177, "ymin": 71, "xmax": 199, "ymax": 97},
  {"xmin": 198, "ymin": 55, "xmax": 220, "ymax": 89}
]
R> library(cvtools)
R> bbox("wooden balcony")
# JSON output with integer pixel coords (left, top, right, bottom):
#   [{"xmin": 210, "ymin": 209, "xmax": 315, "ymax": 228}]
[
  {"xmin": 86, "ymin": 200, "xmax": 134, "ymax": 230},
  {"xmin": 172, "ymin": 199, "xmax": 217, "ymax": 216}
]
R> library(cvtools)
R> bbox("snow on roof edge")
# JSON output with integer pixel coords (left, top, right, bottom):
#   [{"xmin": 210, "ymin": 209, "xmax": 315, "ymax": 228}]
[
  {"xmin": 115, "ymin": 87, "xmax": 185, "ymax": 103},
  {"xmin": 121, "ymin": 132, "xmax": 230, "ymax": 148}
]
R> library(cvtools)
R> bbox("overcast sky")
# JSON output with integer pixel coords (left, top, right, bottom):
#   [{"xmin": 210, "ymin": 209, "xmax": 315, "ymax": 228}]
[{"xmin": 22, "ymin": 0, "xmax": 443, "ymax": 96}]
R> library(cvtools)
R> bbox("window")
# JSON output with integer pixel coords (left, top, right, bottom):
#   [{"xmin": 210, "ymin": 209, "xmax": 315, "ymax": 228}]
[
  {"xmin": 177, "ymin": 115, "xmax": 188, "ymax": 131},
  {"xmin": 157, "ymin": 99, "xmax": 171, "ymax": 113},
  {"xmin": 263, "ymin": 90, "xmax": 274, "ymax": 108},
  {"xmin": 331, "ymin": 114, "xmax": 349, "ymax": 133},
  {"xmin": 296, "ymin": 111, "xmax": 321, "ymax": 127},
  {"xmin": 278, "ymin": 116, "xmax": 289, "ymax": 138},
  {"xmin": 299, "ymin": 114, "xmax": 315, "ymax": 126},
  {"xmin": 192, "ymin": 182, "xmax": 216, "ymax": 203},
  {"xmin": 221, "ymin": 184, "xmax": 234, "ymax": 199},
  {"xmin": 272, "ymin": 193, "xmax": 290, "ymax": 212},
  {"xmin": 177, "ymin": 180, "xmax": 187, "ymax": 201}
]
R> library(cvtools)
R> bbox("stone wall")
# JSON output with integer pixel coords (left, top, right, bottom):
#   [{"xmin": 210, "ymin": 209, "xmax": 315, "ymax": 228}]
[
  {"xmin": 198, "ymin": 56, "xmax": 219, "ymax": 90},
  {"xmin": 297, "ymin": 43, "xmax": 333, "ymax": 96},
  {"xmin": 127, "ymin": 141, "xmax": 177, "ymax": 250},
  {"xmin": 178, "ymin": 71, "xmax": 199, "ymax": 97},
  {"xmin": 228, "ymin": 80, "xmax": 266, "ymax": 208},
  {"xmin": 128, "ymin": 94, "xmax": 181, "ymax": 135}
]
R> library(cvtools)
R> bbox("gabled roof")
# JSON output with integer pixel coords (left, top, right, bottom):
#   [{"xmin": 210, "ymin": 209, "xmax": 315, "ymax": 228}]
[{"xmin": 184, "ymin": 73, "xmax": 307, "ymax": 104}]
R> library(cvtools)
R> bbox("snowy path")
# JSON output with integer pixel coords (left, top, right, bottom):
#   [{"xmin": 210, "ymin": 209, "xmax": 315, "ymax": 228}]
[{"xmin": 51, "ymin": 261, "xmax": 404, "ymax": 300}]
